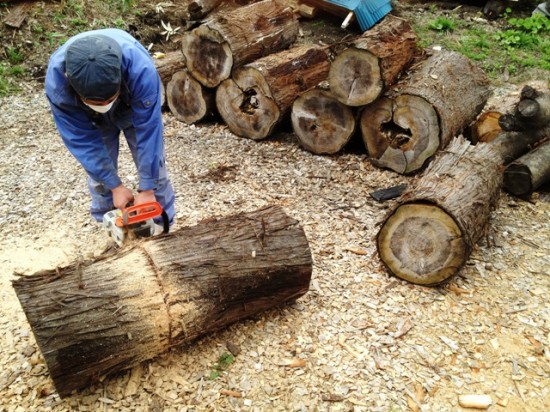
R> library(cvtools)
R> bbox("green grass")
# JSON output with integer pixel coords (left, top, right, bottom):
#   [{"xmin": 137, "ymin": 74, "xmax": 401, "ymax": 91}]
[
  {"xmin": 417, "ymin": 12, "xmax": 550, "ymax": 83},
  {"xmin": 208, "ymin": 352, "xmax": 235, "ymax": 380}
]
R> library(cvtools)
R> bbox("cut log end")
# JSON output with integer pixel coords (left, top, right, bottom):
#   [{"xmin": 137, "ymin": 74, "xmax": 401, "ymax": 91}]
[
  {"xmin": 166, "ymin": 71, "xmax": 214, "ymax": 124},
  {"xmin": 377, "ymin": 203, "xmax": 467, "ymax": 285},
  {"xmin": 503, "ymin": 163, "xmax": 533, "ymax": 197},
  {"xmin": 361, "ymin": 95, "xmax": 440, "ymax": 174},
  {"xmin": 181, "ymin": 27, "xmax": 233, "ymax": 88},
  {"xmin": 216, "ymin": 68, "xmax": 280, "ymax": 140},
  {"xmin": 328, "ymin": 48, "xmax": 383, "ymax": 107},
  {"xmin": 291, "ymin": 89, "xmax": 355, "ymax": 154}
]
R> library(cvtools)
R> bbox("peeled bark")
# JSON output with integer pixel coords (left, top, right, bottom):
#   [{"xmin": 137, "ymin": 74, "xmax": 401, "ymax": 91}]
[
  {"xmin": 216, "ymin": 44, "xmax": 331, "ymax": 140},
  {"xmin": 291, "ymin": 87, "xmax": 356, "ymax": 154},
  {"xmin": 503, "ymin": 133, "xmax": 550, "ymax": 198},
  {"xmin": 329, "ymin": 15, "xmax": 419, "ymax": 107},
  {"xmin": 13, "ymin": 205, "xmax": 312, "ymax": 397},
  {"xmin": 360, "ymin": 50, "xmax": 491, "ymax": 174},
  {"xmin": 166, "ymin": 70, "xmax": 215, "ymax": 124},
  {"xmin": 377, "ymin": 128, "xmax": 547, "ymax": 286},
  {"xmin": 181, "ymin": 0, "xmax": 299, "ymax": 88}
]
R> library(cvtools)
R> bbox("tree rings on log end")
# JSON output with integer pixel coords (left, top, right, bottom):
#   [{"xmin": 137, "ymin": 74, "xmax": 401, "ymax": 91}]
[
  {"xmin": 329, "ymin": 48, "xmax": 383, "ymax": 107},
  {"xmin": 360, "ymin": 94, "xmax": 440, "ymax": 174},
  {"xmin": 167, "ymin": 71, "xmax": 213, "ymax": 124},
  {"xmin": 181, "ymin": 25, "xmax": 233, "ymax": 88},
  {"xmin": 377, "ymin": 203, "xmax": 466, "ymax": 285},
  {"xmin": 291, "ymin": 89, "xmax": 355, "ymax": 154},
  {"xmin": 216, "ymin": 67, "xmax": 280, "ymax": 140}
]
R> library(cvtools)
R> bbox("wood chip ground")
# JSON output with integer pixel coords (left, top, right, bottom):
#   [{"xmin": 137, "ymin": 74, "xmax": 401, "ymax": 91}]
[{"xmin": 0, "ymin": 81, "xmax": 548, "ymax": 411}]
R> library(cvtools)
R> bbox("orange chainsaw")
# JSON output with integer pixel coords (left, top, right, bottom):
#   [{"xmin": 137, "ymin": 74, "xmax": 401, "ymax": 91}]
[{"xmin": 102, "ymin": 201, "xmax": 168, "ymax": 246}]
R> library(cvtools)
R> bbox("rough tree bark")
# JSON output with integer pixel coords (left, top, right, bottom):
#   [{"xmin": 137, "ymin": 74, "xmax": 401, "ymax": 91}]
[
  {"xmin": 377, "ymin": 128, "xmax": 547, "ymax": 286},
  {"xmin": 503, "ymin": 133, "xmax": 550, "ymax": 198},
  {"xmin": 328, "ymin": 15, "xmax": 419, "ymax": 107},
  {"xmin": 360, "ymin": 50, "xmax": 491, "ymax": 174},
  {"xmin": 216, "ymin": 44, "xmax": 331, "ymax": 140},
  {"xmin": 181, "ymin": 0, "xmax": 299, "ymax": 88},
  {"xmin": 13, "ymin": 205, "xmax": 312, "ymax": 397},
  {"xmin": 166, "ymin": 70, "xmax": 215, "ymax": 124},
  {"xmin": 291, "ymin": 85, "xmax": 356, "ymax": 154}
]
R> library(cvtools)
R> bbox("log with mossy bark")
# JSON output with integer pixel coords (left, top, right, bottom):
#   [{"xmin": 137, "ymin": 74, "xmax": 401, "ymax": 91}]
[
  {"xmin": 360, "ymin": 50, "xmax": 492, "ymax": 175},
  {"xmin": 377, "ymin": 128, "xmax": 548, "ymax": 286},
  {"xmin": 216, "ymin": 44, "xmax": 332, "ymax": 140},
  {"xmin": 12, "ymin": 205, "xmax": 312, "ymax": 398},
  {"xmin": 328, "ymin": 14, "xmax": 419, "ymax": 107},
  {"xmin": 181, "ymin": 0, "xmax": 299, "ymax": 88}
]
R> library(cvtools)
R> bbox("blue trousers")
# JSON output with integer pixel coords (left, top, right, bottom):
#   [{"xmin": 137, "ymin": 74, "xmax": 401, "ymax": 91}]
[{"xmin": 87, "ymin": 126, "xmax": 176, "ymax": 224}]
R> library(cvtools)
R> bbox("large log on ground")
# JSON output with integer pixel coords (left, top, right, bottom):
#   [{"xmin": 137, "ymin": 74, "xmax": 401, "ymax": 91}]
[
  {"xmin": 181, "ymin": 0, "xmax": 299, "ymax": 88},
  {"xmin": 360, "ymin": 50, "xmax": 491, "ymax": 174},
  {"xmin": 377, "ymin": 128, "xmax": 548, "ymax": 286},
  {"xmin": 291, "ymin": 86, "xmax": 356, "ymax": 154},
  {"xmin": 503, "ymin": 137, "xmax": 550, "ymax": 198},
  {"xmin": 328, "ymin": 14, "xmax": 419, "ymax": 107},
  {"xmin": 166, "ymin": 70, "xmax": 215, "ymax": 124},
  {"xmin": 216, "ymin": 44, "xmax": 331, "ymax": 140},
  {"xmin": 12, "ymin": 205, "xmax": 312, "ymax": 397}
]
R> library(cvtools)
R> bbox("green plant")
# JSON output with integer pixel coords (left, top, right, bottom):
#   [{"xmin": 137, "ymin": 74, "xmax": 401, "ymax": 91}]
[
  {"xmin": 7, "ymin": 48, "xmax": 23, "ymax": 64},
  {"xmin": 208, "ymin": 352, "xmax": 235, "ymax": 380},
  {"xmin": 428, "ymin": 16, "xmax": 455, "ymax": 32}
]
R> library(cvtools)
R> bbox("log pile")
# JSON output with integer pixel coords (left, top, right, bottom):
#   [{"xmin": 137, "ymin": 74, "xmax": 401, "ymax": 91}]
[
  {"xmin": 13, "ymin": 205, "xmax": 313, "ymax": 397},
  {"xmin": 376, "ymin": 86, "xmax": 550, "ymax": 285}
]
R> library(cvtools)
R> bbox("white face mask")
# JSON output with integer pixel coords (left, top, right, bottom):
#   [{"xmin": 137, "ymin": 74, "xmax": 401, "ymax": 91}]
[{"xmin": 85, "ymin": 100, "xmax": 116, "ymax": 113}]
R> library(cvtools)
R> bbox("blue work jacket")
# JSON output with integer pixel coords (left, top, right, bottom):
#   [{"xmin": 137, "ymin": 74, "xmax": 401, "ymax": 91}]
[{"xmin": 45, "ymin": 28, "xmax": 163, "ymax": 191}]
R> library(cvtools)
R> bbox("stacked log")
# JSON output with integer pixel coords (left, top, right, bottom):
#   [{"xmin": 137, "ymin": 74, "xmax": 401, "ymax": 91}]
[
  {"xmin": 500, "ymin": 86, "xmax": 550, "ymax": 198},
  {"xmin": 181, "ymin": 0, "xmax": 299, "ymax": 88},
  {"xmin": 216, "ymin": 44, "xmax": 332, "ymax": 140},
  {"xmin": 290, "ymin": 14, "xmax": 418, "ymax": 155},
  {"xmin": 360, "ymin": 50, "xmax": 492, "ymax": 174},
  {"xmin": 13, "ymin": 205, "xmax": 313, "ymax": 397},
  {"xmin": 328, "ymin": 14, "xmax": 419, "ymax": 107},
  {"xmin": 166, "ymin": 70, "xmax": 215, "ymax": 124}
]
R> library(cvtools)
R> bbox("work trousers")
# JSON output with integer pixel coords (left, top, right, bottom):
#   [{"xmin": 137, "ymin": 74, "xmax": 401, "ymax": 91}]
[{"xmin": 87, "ymin": 125, "xmax": 176, "ymax": 224}]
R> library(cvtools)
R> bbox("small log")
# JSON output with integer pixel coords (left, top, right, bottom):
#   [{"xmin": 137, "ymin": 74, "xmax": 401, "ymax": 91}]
[
  {"xmin": 458, "ymin": 394, "xmax": 493, "ymax": 409},
  {"xmin": 153, "ymin": 51, "xmax": 187, "ymax": 86},
  {"xmin": 181, "ymin": 0, "xmax": 299, "ymax": 88},
  {"xmin": 377, "ymin": 128, "xmax": 547, "ymax": 286},
  {"xmin": 503, "ymin": 136, "xmax": 550, "ymax": 198},
  {"xmin": 291, "ymin": 86, "xmax": 356, "ymax": 154},
  {"xmin": 216, "ymin": 44, "xmax": 331, "ymax": 140},
  {"xmin": 470, "ymin": 110, "xmax": 502, "ymax": 144},
  {"xmin": 499, "ymin": 85, "xmax": 550, "ymax": 131},
  {"xmin": 13, "ymin": 205, "xmax": 312, "ymax": 397},
  {"xmin": 329, "ymin": 15, "xmax": 419, "ymax": 107},
  {"xmin": 360, "ymin": 50, "xmax": 491, "ymax": 174},
  {"xmin": 166, "ymin": 70, "xmax": 215, "ymax": 124},
  {"xmin": 185, "ymin": 0, "xmax": 223, "ymax": 20}
]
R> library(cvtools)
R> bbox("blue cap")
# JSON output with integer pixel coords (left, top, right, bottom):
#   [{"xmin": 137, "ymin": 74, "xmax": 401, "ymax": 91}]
[{"xmin": 66, "ymin": 34, "xmax": 122, "ymax": 100}]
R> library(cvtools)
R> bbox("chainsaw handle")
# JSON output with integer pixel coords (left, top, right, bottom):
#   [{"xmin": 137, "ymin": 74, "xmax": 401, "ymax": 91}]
[{"xmin": 116, "ymin": 201, "xmax": 163, "ymax": 227}]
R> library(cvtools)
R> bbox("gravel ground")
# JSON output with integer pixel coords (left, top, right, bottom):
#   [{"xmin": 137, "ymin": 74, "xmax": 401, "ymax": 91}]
[{"xmin": 0, "ymin": 75, "xmax": 549, "ymax": 412}]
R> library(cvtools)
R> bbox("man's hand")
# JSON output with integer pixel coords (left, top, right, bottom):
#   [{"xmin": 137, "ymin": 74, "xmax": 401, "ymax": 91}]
[
  {"xmin": 135, "ymin": 189, "xmax": 156, "ymax": 205},
  {"xmin": 112, "ymin": 185, "xmax": 134, "ymax": 210}
]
